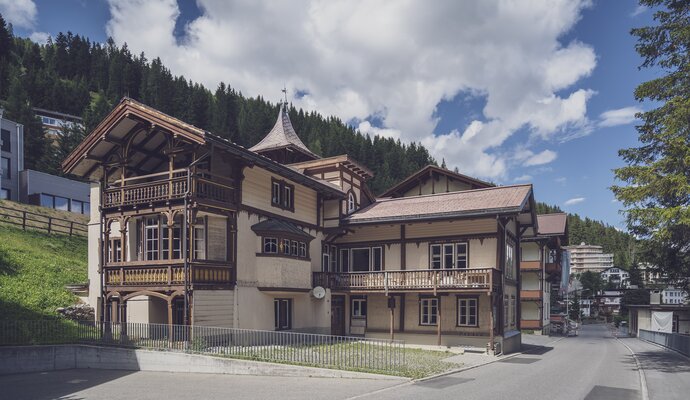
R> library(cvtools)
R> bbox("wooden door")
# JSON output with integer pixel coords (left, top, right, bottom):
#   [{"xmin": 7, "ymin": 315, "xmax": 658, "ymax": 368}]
[{"xmin": 331, "ymin": 295, "xmax": 346, "ymax": 336}]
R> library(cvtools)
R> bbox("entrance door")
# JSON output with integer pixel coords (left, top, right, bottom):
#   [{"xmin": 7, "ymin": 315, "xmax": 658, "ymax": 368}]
[{"xmin": 331, "ymin": 295, "xmax": 346, "ymax": 336}]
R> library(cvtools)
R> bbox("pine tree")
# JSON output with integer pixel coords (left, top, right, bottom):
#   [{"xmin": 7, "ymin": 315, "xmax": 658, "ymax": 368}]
[{"xmin": 612, "ymin": 0, "xmax": 690, "ymax": 291}]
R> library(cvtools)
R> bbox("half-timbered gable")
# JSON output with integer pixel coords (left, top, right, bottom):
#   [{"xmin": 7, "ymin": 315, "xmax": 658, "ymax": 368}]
[{"xmin": 380, "ymin": 164, "xmax": 492, "ymax": 199}]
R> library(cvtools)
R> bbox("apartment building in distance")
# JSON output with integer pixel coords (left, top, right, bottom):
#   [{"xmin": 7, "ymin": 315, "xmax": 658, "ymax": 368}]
[
  {"xmin": 34, "ymin": 107, "xmax": 84, "ymax": 137},
  {"xmin": 564, "ymin": 243, "xmax": 613, "ymax": 274},
  {"xmin": 601, "ymin": 267, "xmax": 630, "ymax": 289},
  {"xmin": 0, "ymin": 110, "xmax": 90, "ymax": 214},
  {"xmin": 62, "ymin": 97, "xmax": 544, "ymax": 354}
]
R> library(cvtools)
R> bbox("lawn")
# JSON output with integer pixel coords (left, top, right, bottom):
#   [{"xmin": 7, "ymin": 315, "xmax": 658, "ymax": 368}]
[{"xmin": 0, "ymin": 223, "xmax": 88, "ymax": 321}]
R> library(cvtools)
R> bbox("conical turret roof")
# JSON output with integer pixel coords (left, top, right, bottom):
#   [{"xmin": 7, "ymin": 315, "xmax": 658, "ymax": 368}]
[{"xmin": 249, "ymin": 103, "xmax": 319, "ymax": 160}]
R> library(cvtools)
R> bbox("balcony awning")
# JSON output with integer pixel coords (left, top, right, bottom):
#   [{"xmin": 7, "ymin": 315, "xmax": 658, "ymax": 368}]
[{"xmin": 251, "ymin": 218, "xmax": 314, "ymax": 241}]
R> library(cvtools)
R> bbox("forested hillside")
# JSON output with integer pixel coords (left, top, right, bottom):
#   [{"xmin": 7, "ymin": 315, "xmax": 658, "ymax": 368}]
[
  {"xmin": 536, "ymin": 203, "xmax": 636, "ymax": 269},
  {"xmin": 0, "ymin": 16, "xmax": 435, "ymax": 194}
]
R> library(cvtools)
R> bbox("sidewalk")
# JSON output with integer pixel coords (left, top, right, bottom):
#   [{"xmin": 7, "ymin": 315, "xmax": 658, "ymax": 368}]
[{"xmin": 620, "ymin": 337, "xmax": 690, "ymax": 400}]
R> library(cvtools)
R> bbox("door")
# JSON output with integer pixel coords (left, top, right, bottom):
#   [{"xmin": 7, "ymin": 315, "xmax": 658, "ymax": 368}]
[{"xmin": 331, "ymin": 295, "xmax": 346, "ymax": 336}]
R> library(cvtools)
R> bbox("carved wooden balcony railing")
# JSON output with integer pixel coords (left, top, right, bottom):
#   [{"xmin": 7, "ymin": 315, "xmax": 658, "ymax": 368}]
[
  {"xmin": 313, "ymin": 268, "xmax": 500, "ymax": 292},
  {"xmin": 104, "ymin": 260, "xmax": 233, "ymax": 287},
  {"xmin": 103, "ymin": 170, "xmax": 235, "ymax": 209}
]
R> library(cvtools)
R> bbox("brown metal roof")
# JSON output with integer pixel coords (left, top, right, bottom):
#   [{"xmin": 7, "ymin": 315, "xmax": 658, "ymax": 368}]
[
  {"xmin": 344, "ymin": 184, "xmax": 533, "ymax": 224},
  {"xmin": 536, "ymin": 213, "xmax": 567, "ymax": 236},
  {"xmin": 249, "ymin": 103, "xmax": 319, "ymax": 160}
]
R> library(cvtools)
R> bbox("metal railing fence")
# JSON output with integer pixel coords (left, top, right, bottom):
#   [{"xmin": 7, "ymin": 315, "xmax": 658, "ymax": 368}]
[
  {"xmin": 639, "ymin": 329, "xmax": 690, "ymax": 357},
  {"xmin": 0, "ymin": 320, "xmax": 405, "ymax": 373}
]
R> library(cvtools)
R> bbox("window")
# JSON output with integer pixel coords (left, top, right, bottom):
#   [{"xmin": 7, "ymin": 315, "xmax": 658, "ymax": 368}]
[
  {"xmin": 352, "ymin": 297, "xmax": 367, "ymax": 318},
  {"xmin": 283, "ymin": 186, "xmax": 292, "ymax": 209},
  {"xmin": 351, "ymin": 248, "xmax": 370, "ymax": 272},
  {"xmin": 272, "ymin": 181, "xmax": 281, "ymax": 205},
  {"xmin": 109, "ymin": 238, "xmax": 122, "ymax": 263},
  {"xmin": 1, "ymin": 156, "xmax": 9, "ymax": 178},
  {"xmin": 144, "ymin": 217, "xmax": 159, "ymax": 261},
  {"xmin": 281, "ymin": 239, "xmax": 291, "ymax": 255},
  {"xmin": 347, "ymin": 247, "xmax": 382, "ymax": 271},
  {"xmin": 54, "ymin": 196, "xmax": 69, "ymax": 211},
  {"xmin": 340, "ymin": 249, "xmax": 350, "ymax": 272},
  {"xmin": 420, "ymin": 297, "xmax": 438, "ymax": 325},
  {"xmin": 193, "ymin": 217, "xmax": 206, "ymax": 260},
  {"xmin": 430, "ymin": 242, "xmax": 468, "ymax": 269},
  {"xmin": 1, "ymin": 129, "xmax": 10, "ymax": 152},
  {"xmin": 347, "ymin": 192, "xmax": 356, "ymax": 213},
  {"xmin": 274, "ymin": 298, "xmax": 292, "ymax": 330},
  {"xmin": 299, "ymin": 242, "xmax": 307, "ymax": 258},
  {"xmin": 505, "ymin": 242, "xmax": 515, "ymax": 279},
  {"xmin": 322, "ymin": 244, "xmax": 331, "ymax": 271},
  {"xmin": 264, "ymin": 237, "xmax": 278, "ymax": 253},
  {"xmin": 162, "ymin": 216, "xmax": 182, "ymax": 260},
  {"xmin": 289, "ymin": 240, "xmax": 297, "ymax": 256},
  {"xmin": 457, "ymin": 297, "xmax": 478, "ymax": 327},
  {"xmin": 372, "ymin": 247, "xmax": 382, "ymax": 271},
  {"xmin": 510, "ymin": 295, "xmax": 516, "ymax": 327},
  {"xmin": 270, "ymin": 178, "xmax": 294, "ymax": 211},
  {"xmin": 0, "ymin": 188, "xmax": 8, "ymax": 200}
]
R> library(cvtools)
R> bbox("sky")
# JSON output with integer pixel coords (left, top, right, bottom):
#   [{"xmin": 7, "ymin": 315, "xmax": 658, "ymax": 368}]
[{"xmin": 0, "ymin": 0, "xmax": 662, "ymax": 230}]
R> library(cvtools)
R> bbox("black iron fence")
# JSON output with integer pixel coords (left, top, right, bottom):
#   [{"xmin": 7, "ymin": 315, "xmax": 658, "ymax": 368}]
[
  {"xmin": 0, "ymin": 320, "xmax": 405, "ymax": 374},
  {"xmin": 639, "ymin": 329, "xmax": 690, "ymax": 357}
]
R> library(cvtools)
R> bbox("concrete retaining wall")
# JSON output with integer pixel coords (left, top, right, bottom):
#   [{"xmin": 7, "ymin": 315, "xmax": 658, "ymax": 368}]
[{"xmin": 0, "ymin": 345, "xmax": 402, "ymax": 380}]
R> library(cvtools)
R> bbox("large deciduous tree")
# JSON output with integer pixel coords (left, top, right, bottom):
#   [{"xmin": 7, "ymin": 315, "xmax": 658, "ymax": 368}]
[{"xmin": 612, "ymin": 0, "xmax": 690, "ymax": 291}]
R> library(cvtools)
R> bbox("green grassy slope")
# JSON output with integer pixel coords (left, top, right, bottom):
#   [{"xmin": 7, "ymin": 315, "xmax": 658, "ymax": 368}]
[{"xmin": 0, "ymin": 224, "xmax": 88, "ymax": 321}]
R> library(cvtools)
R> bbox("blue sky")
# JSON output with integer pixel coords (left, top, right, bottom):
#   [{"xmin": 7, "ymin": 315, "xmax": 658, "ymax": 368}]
[{"xmin": 4, "ymin": 0, "xmax": 660, "ymax": 230}]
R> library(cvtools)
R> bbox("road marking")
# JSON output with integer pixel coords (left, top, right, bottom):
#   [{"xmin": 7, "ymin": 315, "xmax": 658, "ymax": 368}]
[{"xmin": 616, "ymin": 338, "xmax": 649, "ymax": 400}]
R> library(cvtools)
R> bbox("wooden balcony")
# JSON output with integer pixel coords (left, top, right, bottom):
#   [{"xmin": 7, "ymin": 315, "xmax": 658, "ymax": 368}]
[
  {"xmin": 521, "ymin": 289, "xmax": 543, "ymax": 300},
  {"xmin": 520, "ymin": 260, "xmax": 541, "ymax": 271},
  {"xmin": 313, "ymin": 268, "xmax": 500, "ymax": 293},
  {"xmin": 103, "ymin": 170, "xmax": 236, "ymax": 209},
  {"xmin": 104, "ymin": 260, "xmax": 233, "ymax": 288},
  {"xmin": 521, "ymin": 319, "xmax": 543, "ymax": 330}
]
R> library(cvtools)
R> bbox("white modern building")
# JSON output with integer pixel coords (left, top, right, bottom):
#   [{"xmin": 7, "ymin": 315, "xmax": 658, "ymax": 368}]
[
  {"xmin": 564, "ymin": 243, "xmax": 613, "ymax": 274},
  {"xmin": 0, "ymin": 109, "xmax": 25, "ymax": 201},
  {"xmin": 601, "ymin": 267, "xmax": 630, "ymax": 289},
  {"xmin": 34, "ymin": 107, "xmax": 84, "ymax": 137},
  {"xmin": 663, "ymin": 287, "xmax": 688, "ymax": 305}
]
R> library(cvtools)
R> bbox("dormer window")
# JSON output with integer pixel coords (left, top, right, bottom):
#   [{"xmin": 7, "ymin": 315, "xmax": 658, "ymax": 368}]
[
  {"xmin": 347, "ymin": 191, "xmax": 357, "ymax": 214},
  {"xmin": 271, "ymin": 178, "xmax": 294, "ymax": 212}
]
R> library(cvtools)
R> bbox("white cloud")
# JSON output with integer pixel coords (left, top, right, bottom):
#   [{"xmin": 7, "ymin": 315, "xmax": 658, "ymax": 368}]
[
  {"xmin": 357, "ymin": 120, "xmax": 401, "ymax": 141},
  {"xmin": 0, "ymin": 0, "xmax": 37, "ymax": 28},
  {"xmin": 29, "ymin": 31, "xmax": 49, "ymax": 45},
  {"xmin": 513, "ymin": 174, "xmax": 532, "ymax": 182},
  {"xmin": 598, "ymin": 106, "xmax": 641, "ymax": 128},
  {"xmin": 631, "ymin": 5, "xmax": 647, "ymax": 17},
  {"xmin": 524, "ymin": 149, "xmax": 558, "ymax": 167},
  {"xmin": 564, "ymin": 197, "xmax": 585, "ymax": 206},
  {"xmin": 104, "ymin": 0, "xmax": 596, "ymax": 180}
]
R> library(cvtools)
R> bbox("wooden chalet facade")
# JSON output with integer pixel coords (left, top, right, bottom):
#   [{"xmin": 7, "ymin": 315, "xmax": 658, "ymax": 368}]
[
  {"xmin": 64, "ymin": 97, "xmax": 543, "ymax": 353},
  {"xmin": 519, "ymin": 213, "xmax": 568, "ymax": 334}
]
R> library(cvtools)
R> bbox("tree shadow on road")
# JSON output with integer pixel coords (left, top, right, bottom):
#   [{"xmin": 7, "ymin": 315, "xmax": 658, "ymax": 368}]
[
  {"xmin": 521, "ymin": 344, "xmax": 553, "ymax": 355},
  {"xmin": 632, "ymin": 350, "xmax": 690, "ymax": 374}
]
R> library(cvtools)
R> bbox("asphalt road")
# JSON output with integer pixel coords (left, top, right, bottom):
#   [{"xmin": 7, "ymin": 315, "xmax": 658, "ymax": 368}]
[{"xmin": 1, "ymin": 324, "xmax": 688, "ymax": 400}]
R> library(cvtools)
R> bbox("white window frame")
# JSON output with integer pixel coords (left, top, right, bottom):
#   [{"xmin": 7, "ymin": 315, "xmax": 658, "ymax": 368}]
[
  {"xmin": 352, "ymin": 298, "xmax": 367, "ymax": 318},
  {"xmin": 272, "ymin": 181, "xmax": 281, "ymax": 205},
  {"xmin": 457, "ymin": 297, "xmax": 478, "ymax": 327},
  {"xmin": 430, "ymin": 242, "xmax": 469, "ymax": 269},
  {"xmin": 299, "ymin": 242, "xmax": 307, "ymax": 258},
  {"xmin": 144, "ymin": 217, "xmax": 159, "ymax": 261},
  {"xmin": 193, "ymin": 217, "xmax": 206, "ymax": 260},
  {"xmin": 263, "ymin": 237, "xmax": 278, "ymax": 254},
  {"xmin": 347, "ymin": 192, "xmax": 356, "ymax": 213},
  {"xmin": 420, "ymin": 298, "xmax": 438, "ymax": 326}
]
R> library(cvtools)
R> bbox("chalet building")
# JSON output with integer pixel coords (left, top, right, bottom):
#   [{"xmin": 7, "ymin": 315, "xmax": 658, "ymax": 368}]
[
  {"xmin": 63, "ymin": 98, "xmax": 540, "ymax": 354},
  {"xmin": 519, "ymin": 213, "xmax": 568, "ymax": 334}
]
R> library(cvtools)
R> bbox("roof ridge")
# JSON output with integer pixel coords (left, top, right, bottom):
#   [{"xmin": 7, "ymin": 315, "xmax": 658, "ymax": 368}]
[{"xmin": 375, "ymin": 183, "xmax": 532, "ymax": 203}]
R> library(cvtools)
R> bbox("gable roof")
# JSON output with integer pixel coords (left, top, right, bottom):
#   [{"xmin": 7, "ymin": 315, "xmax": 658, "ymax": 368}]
[
  {"xmin": 288, "ymin": 154, "xmax": 374, "ymax": 181},
  {"xmin": 536, "ymin": 213, "xmax": 568, "ymax": 236},
  {"xmin": 344, "ymin": 184, "xmax": 533, "ymax": 225},
  {"xmin": 249, "ymin": 103, "xmax": 319, "ymax": 160},
  {"xmin": 61, "ymin": 97, "xmax": 344, "ymax": 199},
  {"xmin": 380, "ymin": 164, "xmax": 493, "ymax": 198}
]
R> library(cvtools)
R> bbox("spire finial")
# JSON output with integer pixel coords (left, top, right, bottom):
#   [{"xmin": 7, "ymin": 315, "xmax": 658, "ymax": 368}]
[{"xmin": 281, "ymin": 85, "xmax": 288, "ymax": 106}]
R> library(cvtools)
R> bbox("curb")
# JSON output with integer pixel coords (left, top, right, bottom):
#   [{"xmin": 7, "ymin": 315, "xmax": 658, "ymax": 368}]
[{"xmin": 615, "ymin": 338, "xmax": 649, "ymax": 400}]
